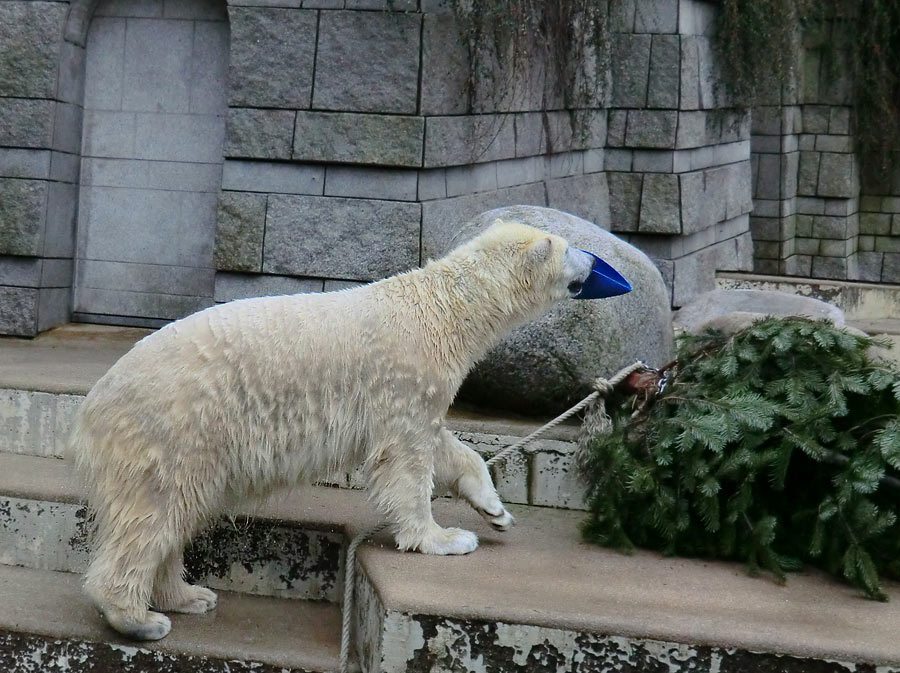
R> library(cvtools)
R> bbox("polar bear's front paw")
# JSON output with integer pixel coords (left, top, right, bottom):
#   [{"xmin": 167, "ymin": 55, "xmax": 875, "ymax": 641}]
[
  {"xmin": 478, "ymin": 506, "xmax": 515, "ymax": 531},
  {"xmin": 415, "ymin": 527, "xmax": 478, "ymax": 555}
]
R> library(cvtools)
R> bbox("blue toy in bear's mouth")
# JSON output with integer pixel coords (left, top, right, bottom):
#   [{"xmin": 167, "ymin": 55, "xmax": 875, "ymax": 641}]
[{"xmin": 571, "ymin": 249, "xmax": 633, "ymax": 299}]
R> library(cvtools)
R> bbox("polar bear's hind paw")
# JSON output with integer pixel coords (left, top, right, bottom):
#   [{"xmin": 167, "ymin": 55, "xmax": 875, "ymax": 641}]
[
  {"xmin": 166, "ymin": 585, "xmax": 218, "ymax": 614},
  {"xmin": 102, "ymin": 606, "xmax": 172, "ymax": 641}
]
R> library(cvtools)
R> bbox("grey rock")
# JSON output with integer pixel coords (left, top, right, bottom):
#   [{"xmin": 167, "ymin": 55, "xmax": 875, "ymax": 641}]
[
  {"xmin": 853, "ymin": 252, "xmax": 884, "ymax": 282},
  {"xmin": 0, "ymin": 179, "xmax": 47, "ymax": 256},
  {"xmin": 817, "ymin": 152, "xmax": 858, "ymax": 198},
  {"xmin": 797, "ymin": 151, "xmax": 820, "ymax": 196},
  {"xmin": 672, "ymin": 245, "xmax": 717, "ymax": 306},
  {"xmin": 680, "ymin": 35, "xmax": 700, "ymax": 109},
  {"xmin": 325, "ymin": 166, "xmax": 418, "ymax": 201},
  {"xmin": 882, "ymin": 254, "xmax": 900, "ymax": 283},
  {"xmin": 37, "ymin": 287, "xmax": 69, "ymax": 333},
  {"xmin": 679, "ymin": 166, "xmax": 729, "ymax": 234},
  {"xmin": 214, "ymin": 192, "xmax": 266, "ymax": 272},
  {"xmin": 607, "ymin": 110, "xmax": 628, "ymax": 147},
  {"xmin": 225, "ymin": 108, "xmax": 295, "ymax": 160},
  {"xmin": 214, "ymin": 272, "xmax": 322, "ymax": 303},
  {"xmin": 0, "ymin": 98, "xmax": 54, "ymax": 149},
  {"xmin": 438, "ymin": 205, "xmax": 674, "ymax": 416},
  {"xmin": 263, "ymin": 195, "xmax": 420, "ymax": 280},
  {"xmin": 634, "ymin": 0, "xmax": 678, "ymax": 33},
  {"xmin": 0, "ymin": 286, "xmax": 37, "ymax": 337},
  {"xmin": 626, "ymin": 110, "xmax": 678, "ymax": 148},
  {"xmin": 313, "ymin": 10, "xmax": 420, "ymax": 114},
  {"xmin": 420, "ymin": 183, "xmax": 547, "ymax": 259},
  {"xmin": 675, "ymin": 110, "xmax": 712, "ymax": 149},
  {"xmin": 424, "ymin": 115, "xmax": 516, "ymax": 168},
  {"xmin": 647, "ymin": 35, "xmax": 680, "ymax": 108},
  {"xmin": 0, "ymin": 149, "xmax": 51, "ymax": 180},
  {"xmin": 802, "ymin": 106, "xmax": 830, "ymax": 134},
  {"xmin": 674, "ymin": 289, "xmax": 844, "ymax": 334},
  {"xmin": 607, "ymin": 172, "xmax": 643, "ymax": 233},
  {"xmin": 0, "ymin": 3, "xmax": 66, "ymax": 98},
  {"xmin": 639, "ymin": 173, "xmax": 680, "ymax": 233},
  {"xmin": 419, "ymin": 13, "xmax": 468, "ymax": 115},
  {"xmin": 811, "ymin": 255, "xmax": 853, "ymax": 280},
  {"xmin": 611, "ymin": 34, "xmax": 652, "ymax": 108},
  {"xmin": 0, "ymin": 256, "xmax": 41, "ymax": 288},
  {"xmin": 545, "ymin": 173, "xmax": 612, "ymax": 230},
  {"xmin": 293, "ymin": 111, "xmax": 424, "ymax": 167},
  {"xmin": 228, "ymin": 7, "xmax": 317, "ymax": 108},
  {"xmin": 221, "ymin": 160, "xmax": 324, "ymax": 196}
]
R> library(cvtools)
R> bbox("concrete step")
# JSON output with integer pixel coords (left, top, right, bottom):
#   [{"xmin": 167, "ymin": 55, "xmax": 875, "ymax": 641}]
[
  {"xmin": 0, "ymin": 564, "xmax": 343, "ymax": 673},
  {"xmin": 0, "ymin": 324, "xmax": 587, "ymax": 510},
  {"xmin": 0, "ymin": 452, "xmax": 373, "ymax": 603},
  {"xmin": 717, "ymin": 272, "xmax": 900, "ymax": 321},
  {"xmin": 2, "ymin": 460, "xmax": 899, "ymax": 671},
  {"xmin": 357, "ymin": 500, "xmax": 900, "ymax": 673}
]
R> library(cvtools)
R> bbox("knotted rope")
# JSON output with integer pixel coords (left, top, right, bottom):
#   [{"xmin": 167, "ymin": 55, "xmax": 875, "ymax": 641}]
[{"xmin": 338, "ymin": 361, "xmax": 647, "ymax": 673}]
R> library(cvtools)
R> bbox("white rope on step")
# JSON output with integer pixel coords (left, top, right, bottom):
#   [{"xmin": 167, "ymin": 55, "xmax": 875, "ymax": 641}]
[{"xmin": 338, "ymin": 361, "xmax": 647, "ymax": 673}]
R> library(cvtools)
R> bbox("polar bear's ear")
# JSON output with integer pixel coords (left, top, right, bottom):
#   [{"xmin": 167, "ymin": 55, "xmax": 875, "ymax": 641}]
[
  {"xmin": 529, "ymin": 236, "xmax": 553, "ymax": 262},
  {"xmin": 489, "ymin": 218, "xmax": 506, "ymax": 229}
]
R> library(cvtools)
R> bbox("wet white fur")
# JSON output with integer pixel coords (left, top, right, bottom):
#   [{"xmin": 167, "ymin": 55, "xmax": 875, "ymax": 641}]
[{"xmin": 69, "ymin": 220, "xmax": 594, "ymax": 640}]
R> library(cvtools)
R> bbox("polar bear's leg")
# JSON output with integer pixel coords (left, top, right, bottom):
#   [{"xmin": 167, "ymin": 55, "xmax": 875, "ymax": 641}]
[
  {"xmin": 434, "ymin": 429, "xmax": 515, "ymax": 531},
  {"xmin": 85, "ymin": 534, "xmax": 174, "ymax": 640},
  {"xmin": 151, "ymin": 550, "xmax": 218, "ymax": 614},
  {"xmin": 84, "ymin": 491, "xmax": 193, "ymax": 640},
  {"xmin": 369, "ymin": 438, "xmax": 479, "ymax": 555}
]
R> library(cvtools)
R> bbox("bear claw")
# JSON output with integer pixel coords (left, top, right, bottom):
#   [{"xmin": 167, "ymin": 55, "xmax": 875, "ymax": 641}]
[{"xmin": 478, "ymin": 507, "xmax": 515, "ymax": 531}]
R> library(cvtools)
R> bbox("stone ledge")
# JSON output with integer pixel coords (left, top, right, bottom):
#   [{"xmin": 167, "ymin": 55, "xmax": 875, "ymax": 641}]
[{"xmin": 358, "ymin": 498, "xmax": 900, "ymax": 671}]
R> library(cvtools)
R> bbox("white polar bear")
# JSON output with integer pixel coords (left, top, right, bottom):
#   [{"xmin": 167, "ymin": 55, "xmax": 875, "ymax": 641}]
[{"xmin": 68, "ymin": 219, "xmax": 613, "ymax": 641}]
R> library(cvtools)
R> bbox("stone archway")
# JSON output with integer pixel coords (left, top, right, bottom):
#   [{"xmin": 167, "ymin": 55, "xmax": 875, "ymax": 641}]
[{"xmin": 73, "ymin": 0, "xmax": 229, "ymax": 326}]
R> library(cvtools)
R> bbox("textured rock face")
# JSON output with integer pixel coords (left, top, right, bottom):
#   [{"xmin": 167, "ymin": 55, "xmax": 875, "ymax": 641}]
[
  {"xmin": 443, "ymin": 205, "xmax": 674, "ymax": 416},
  {"xmin": 673, "ymin": 289, "xmax": 845, "ymax": 335}
]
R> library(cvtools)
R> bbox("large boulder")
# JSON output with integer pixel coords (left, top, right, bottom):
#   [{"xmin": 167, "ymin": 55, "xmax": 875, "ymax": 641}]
[
  {"xmin": 673, "ymin": 289, "xmax": 845, "ymax": 335},
  {"xmin": 440, "ymin": 205, "xmax": 674, "ymax": 416}
]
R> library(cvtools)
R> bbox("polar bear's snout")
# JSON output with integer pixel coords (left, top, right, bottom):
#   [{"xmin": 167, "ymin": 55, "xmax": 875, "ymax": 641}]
[
  {"xmin": 563, "ymin": 247, "xmax": 595, "ymax": 297},
  {"xmin": 565, "ymin": 247, "xmax": 632, "ymax": 300}
]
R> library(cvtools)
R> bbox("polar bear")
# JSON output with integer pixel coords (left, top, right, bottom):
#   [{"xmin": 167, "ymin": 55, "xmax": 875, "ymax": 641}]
[{"xmin": 69, "ymin": 219, "xmax": 626, "ymax": 641}]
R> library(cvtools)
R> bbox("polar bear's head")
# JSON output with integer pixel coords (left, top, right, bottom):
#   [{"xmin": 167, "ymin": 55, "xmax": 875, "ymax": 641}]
[{"xmin": 445, "ymin": 219, "xmax": 624, "ymax": 321}]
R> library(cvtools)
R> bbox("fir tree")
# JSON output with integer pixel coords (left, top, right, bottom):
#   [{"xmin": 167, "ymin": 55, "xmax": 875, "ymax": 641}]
[{"xmin": 580, "ymin": 317, "xmax": 900, "ymax": 600}]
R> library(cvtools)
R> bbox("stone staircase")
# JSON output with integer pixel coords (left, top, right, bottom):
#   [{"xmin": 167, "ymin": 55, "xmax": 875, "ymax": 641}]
[{"xmin": 1, "ymin": 325, "xmax": 898, "ymax": 672}]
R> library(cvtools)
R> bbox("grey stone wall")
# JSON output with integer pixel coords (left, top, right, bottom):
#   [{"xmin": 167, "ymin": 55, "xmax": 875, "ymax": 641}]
[
  {"xmin": 0, "ymin": 0, "xmax": 80, "ymax": 336},
  {"xmin": 0, "ymin": 0, "xmax": 760, "ymax": 335},
  {"xmin": 597, "ymin": 0, "xmax": 754, "ymax": 306},
  {"xmin": 749, "ymin": 18, "xmax": 900, "ymax": 284}
]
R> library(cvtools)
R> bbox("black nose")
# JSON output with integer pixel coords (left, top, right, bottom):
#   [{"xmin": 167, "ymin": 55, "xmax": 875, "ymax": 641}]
[{"xmin": 568, "ymin": 280, "xmax": 584, "ymax": 295}]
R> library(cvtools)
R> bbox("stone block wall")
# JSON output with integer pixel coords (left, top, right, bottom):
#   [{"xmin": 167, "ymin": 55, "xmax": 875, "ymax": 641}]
[
  {"xmin": 748, "ymin": 19, "xmax": 900, "ymax": 284},
  {"xmin": 601, "ymin": 0, "xmax": 754, "ymax": 307},
  {"xmin": 215, "ymin": 0, "xmax": 613, "ymax": 302},
  {"xmin": 0, "ymin": 0, "xmax": 761, "ymax": 334},
  {"xmin": 0, "ymin": 1, "xmax": 81, "ymax": 336}
]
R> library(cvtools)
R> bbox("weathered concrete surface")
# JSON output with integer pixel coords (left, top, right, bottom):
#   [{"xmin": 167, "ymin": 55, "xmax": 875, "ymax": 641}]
[
  {"xmin": 0, "ymin": 324, "xmax": 149, "ymax": 395},
  {"xmin": 0, "ymin": 565, "xmax": 342, "ymax": 673},
  {"xmin": 0, "ymin": 388, "xmax": 81, "ymax": 457},
  {"xmin": 361, "ymin": 498, "xmax": 900, "ymax": 669},
  {"xmin": 2, "ymin": 458, "xmax": 899, "ymax": 672},
  {"xmin": 0, "ymin": 492, "xmax": 344, "ymax": 602}
]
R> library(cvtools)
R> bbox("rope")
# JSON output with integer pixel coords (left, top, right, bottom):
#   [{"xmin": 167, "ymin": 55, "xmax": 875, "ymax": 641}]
[{"xmin": 338, "ymin": 361, "xmax": 647, "ymax": 673}]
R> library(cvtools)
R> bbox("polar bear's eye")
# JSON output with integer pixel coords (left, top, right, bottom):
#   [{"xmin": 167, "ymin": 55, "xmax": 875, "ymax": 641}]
[{"xmin": 568, "ymin": 280, "xmax": 584, "ymax": 295}]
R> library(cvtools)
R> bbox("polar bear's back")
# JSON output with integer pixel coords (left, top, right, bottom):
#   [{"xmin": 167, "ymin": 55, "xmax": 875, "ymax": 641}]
[{"xmin": 69, "ymin": 286, "xmax": 417, "ymax": 497}]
